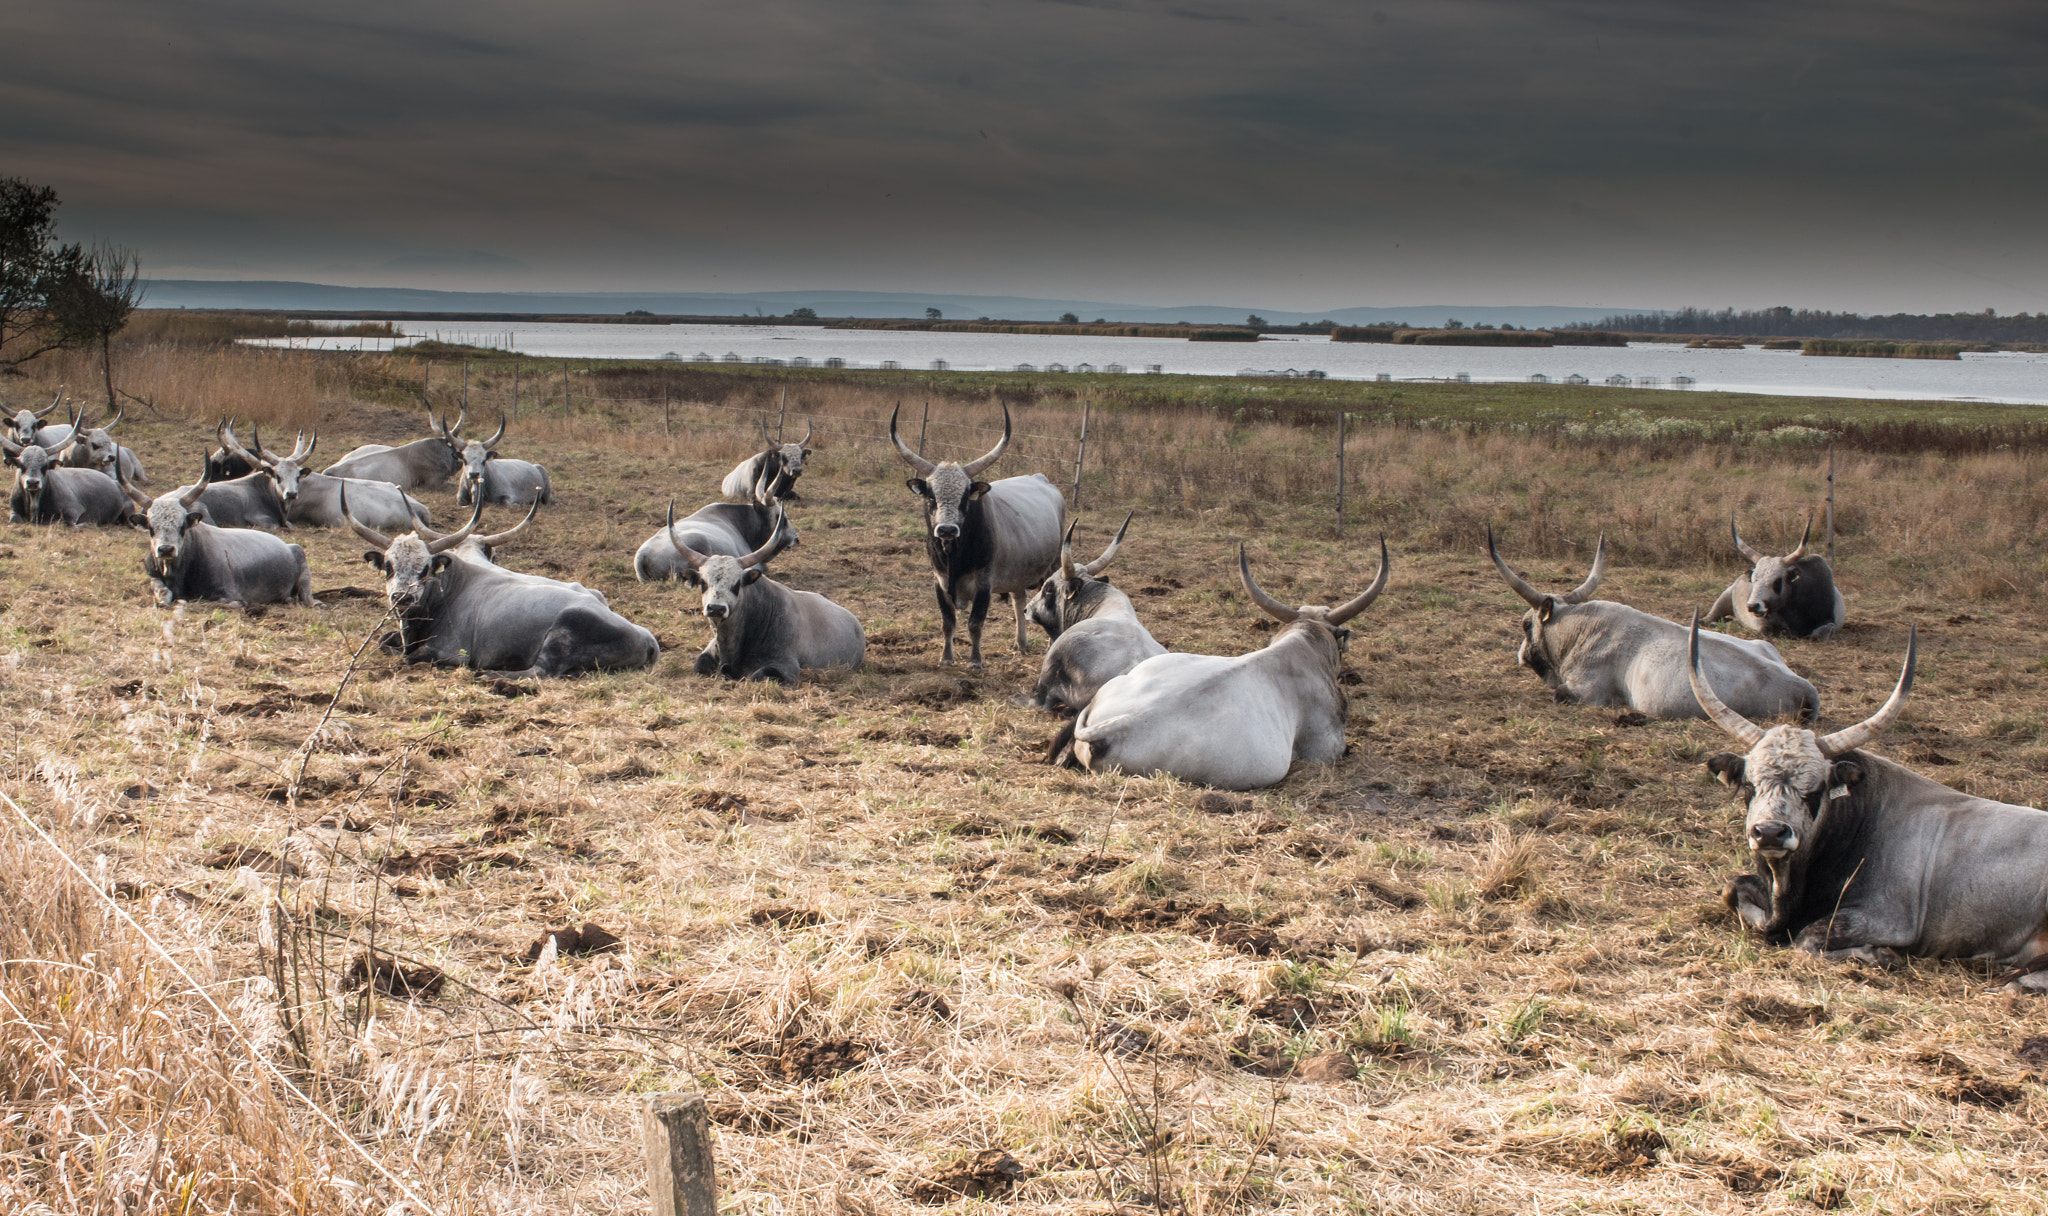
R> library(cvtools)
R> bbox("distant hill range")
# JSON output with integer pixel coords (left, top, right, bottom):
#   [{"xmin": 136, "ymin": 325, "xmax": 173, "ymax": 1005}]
[{"xmin": 138, "ymin": 280, "xmax": 1626, "ymax": 330}]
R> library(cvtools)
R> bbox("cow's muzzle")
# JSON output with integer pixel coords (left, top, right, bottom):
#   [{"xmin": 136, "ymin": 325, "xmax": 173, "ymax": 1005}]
[
  {"xmin": 933, "ymin": 524, "xmax": 960, "ymax": 539},
  {"xmin": 155, "ymin": 544, "xmax": 177, "ymax": 560},
  {"xmin": 1748, "ymin": 822, "xmax": 1796, "ymax": 857},
  {"xmin": 704, "ymin": 603, "xmax": 729, "ymax": 620}
]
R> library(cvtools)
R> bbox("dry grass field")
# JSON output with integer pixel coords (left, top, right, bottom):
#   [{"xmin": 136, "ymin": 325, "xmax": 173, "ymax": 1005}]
[{"xmin": 3, "ymin": 345, "xmax": 2047, "ymax": 1214}]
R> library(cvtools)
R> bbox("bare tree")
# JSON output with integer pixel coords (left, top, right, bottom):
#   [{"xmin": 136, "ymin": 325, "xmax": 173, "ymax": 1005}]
[{"xmin": 51, "ymin": 242, "xmax": 145, "ymax": 412}]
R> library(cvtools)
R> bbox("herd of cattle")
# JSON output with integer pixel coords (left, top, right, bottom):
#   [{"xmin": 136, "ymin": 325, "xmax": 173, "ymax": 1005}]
[{"xmin": 5, "ymin": 392, "xmax": 2045, "ymax": 993}]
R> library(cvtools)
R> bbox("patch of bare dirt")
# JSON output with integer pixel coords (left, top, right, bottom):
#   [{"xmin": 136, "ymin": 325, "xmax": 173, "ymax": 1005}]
[{"xmin": 904, "ymin": 1149, "xmax": 1029, "ymax": 1204}]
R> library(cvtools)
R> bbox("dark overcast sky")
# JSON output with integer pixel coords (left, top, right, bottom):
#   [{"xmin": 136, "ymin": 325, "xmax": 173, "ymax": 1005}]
[{"xmin": 5, "ymin": 0, "xmax": 2046, "ymax": 312}]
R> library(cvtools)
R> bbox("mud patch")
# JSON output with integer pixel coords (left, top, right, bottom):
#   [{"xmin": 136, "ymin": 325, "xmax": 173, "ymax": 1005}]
[
  {"xmin": 1737, "ymin": 995, "xmax": 1829, "ymax": 1026},
  {"xmin": 1081, "ymin": 899, "xmax": 1288, "ymax": 956},
  {"xmin": 704, "ymin": 1093, "xmax": 809, "ymax": 1139},
  {"xmin": 201, "ymin": 842, "xmax": 301, "ymax": 876},
  {"xmin": 742, "ymin": 1036, "xmax": 872, "ymax": 1083},
  {"xmin": 342, "ymin": 951, "xmax": 445, "ymax": 999},
  {"xmin": 377, "ymin": 845, "xmax": 526, "ymax": 878},
  {"xmin": 524, "ymin": 921, "xmax": 623, "ymax": 962},
  {"xmin": 905, "ymin": 1149, "xmax": 1029, "ymax": 1204},
  {"xmin": 752, "ymin": 905, "xmax": 824, "ymax": 930},
  {"xmin": 1511, "ymin": 1127, "xmax": 1665, "ymax": 1175}
]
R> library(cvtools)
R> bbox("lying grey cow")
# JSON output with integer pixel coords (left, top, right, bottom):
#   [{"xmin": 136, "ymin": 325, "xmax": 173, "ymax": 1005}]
[
  {"xmin": 721, "ymin": 419, "xmax": 813, "ymax": 500},
  {"xmin": 1490, "ymin": 528, "xmax": 1819, "ymax": 723},
  {"xmin": 1690, "ymin": 619, "xmax": 2048, "ymax": 993},
  {"xmin": 219, "ymin": 422, "xmax": 432, "ymax": 533},
  {"xmin": 322, "ymin": 408, "xmax": 466, "ymax": 492},
  {"xmin": 164, "ymin": 426, "xmax": 292, "ymax": 529},
  {"xmin": 1027, "ymin": 513, "xmax": 1164, "ymax": 713},
  {"xmin": 1708, "ymin": 515, "xmax": 1845, "ymax": 640},
  {"xmin": 457, "ymin": 414, "xmax": 553, "ymax": 507},
  {"xmin": 345, "ymin": 489, "xmax": 660, "ymax": 678},
  {"xmin": 56, "ymin": 403, "xmax": 146, "ymax": 485},
  {"xmin": 1052, "ymin": 542, "xmax": 1389, "ymax": 790},
  {"xmin": 4, "ymin": 435, "xmax": 129, "ymax": 526},
  {"xmin": 123, "ymin": 471, "xmax": 313, "ymax": 608},
  {"xmin": 8, "ymin": 392, "xmax": 63, "ymax": 448},
  {"xmin": 666, "ymin": 507, "xmax": 865, "ymax": 683},
  {"xmin": 891, "ymin": 402, "xmax": 1064, "ymax": 668},
  {"xmin": 634, "ymin": 473, "xmax": 799, "ymax": 582}
]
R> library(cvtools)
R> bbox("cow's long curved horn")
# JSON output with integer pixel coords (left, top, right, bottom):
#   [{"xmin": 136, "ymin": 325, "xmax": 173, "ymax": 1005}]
[
  {"xmin": 1816, "ymin": 628, "xmax": 1918, "ymax": 758},
  {"xmin": 758, "ymin": 417, "xmax": 771, "ymax": 446},
  {"xmin": 1561, "ymin": 534, "xmax": 1606, "ymax": 604},
  {"xmin": 737, "ymin": 504, "xmax": 791, "ymax": 570},
  {"xmin": 1, "ymin": 434, "xmax": 23, "ymax": 459},
  {"xmin": 481, "ymin": 412, "xmax": 506, "ymax": 450},
  {"xmin": 799, "ymin": 418, "xmax": 813, "ymax": 447},
  {"xmin": 446, "ymin": 406, "xmax": 465, "ymax": 438},
  {"xmin": 1688, "ymin": 612, "xmax": 1766, "ymax": 747},
  {"xmin": 1327, "ymin": 535, "xmax": 1392, "ymax": 625},
  {"xmin": 289, "ymin": 428, "xmax": 314, "ymax": 463},
  {"xmin": 962, "ymin": 402, "xmax": 1012, "ymax": 477},
  {"xmin": 1787, "ymin": 512, "xmax": 1813, "ymax": 561},
  {"xmin": 1238, "ymin": 545, "xmax": 1299, "ymax": 624},
  {"xmin": 425, "ymin": 498, "xmax": 484, "ymax": 554},
  {"xmin": 405, "ymin": 498, "xmax": 450, "ymax": 542},
  {"xmin": 1487, "ymin": 526, "xmax": 1546, "ymax": 608},
  {"xmin": 1081, "ymin": 511, "xmax": 1135, "ymax": 577},
  {"xmin": 339, "ymin": 482, "xmax": 392, "ymax": 551},
  {"xmin": 115, "ymin": 464, "xmax": 151, "ymax": 509},
  {"xmin": 1732, "ymin": 518, "xmax": 1765, "ymax": 563},
  {"xmin": 474, "ymin": 498, "xmax": 539, "ymax": 549},
  {"xmin": 177, "ymin": 464, "xmax": 211, "ymax": 510},
  {"xmin": 102, "ymin": 402, "xmax": 123, "ymax": 433},
  {"xmin": 34, "ymin": 392, "xmax": 60, "ymax": 419},
  {"xmin": 1060, "ymin": 520, "xmax": 1079, "ymax": 582},
  {"xmin": 888, "ymin": 403, "xmax": 935, "ymax": 476},
  {"xmin": 220, "ymin": 421, "xmax": 267, "ymax": 470},
  {"xmin": 663, "ymin": 499, "xmax": 710, "ymax": 570}
]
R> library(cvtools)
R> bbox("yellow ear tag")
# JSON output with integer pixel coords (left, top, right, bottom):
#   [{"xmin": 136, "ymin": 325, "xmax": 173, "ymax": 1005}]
[{"xmin": 1827, "ymin": 785, "xmax": 1848, "ymax": 801}]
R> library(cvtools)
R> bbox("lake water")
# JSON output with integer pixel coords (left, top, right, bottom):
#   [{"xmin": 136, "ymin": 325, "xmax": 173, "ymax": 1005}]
[{"xmin": 242, "ymin": 322, "xmax": 2048, "ymax": 406}]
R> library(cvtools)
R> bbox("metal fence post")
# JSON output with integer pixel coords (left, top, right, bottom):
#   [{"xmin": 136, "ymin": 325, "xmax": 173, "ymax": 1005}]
[
  {"xmin": 1074, "ymin": 398, "xmax": 1092, "ymax": 511},
  {"xmin": 1335, "ymin": 409, "xmax": 1346, "ymax": 539},
  {"xmin": 641, "ymin": 1092, "xmax": 717, "ymax": 1216}
]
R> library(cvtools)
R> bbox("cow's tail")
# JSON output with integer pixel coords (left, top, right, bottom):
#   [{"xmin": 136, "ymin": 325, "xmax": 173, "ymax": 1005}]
[{"xmin": 1043, "ymin": 717, "xmax": 1081, "ymax": 768}]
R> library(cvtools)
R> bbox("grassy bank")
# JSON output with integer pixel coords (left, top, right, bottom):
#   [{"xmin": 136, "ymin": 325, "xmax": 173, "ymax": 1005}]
[{"xmin": 1802, "ymin": 339, "xmax": 1967, "ymax": 360}]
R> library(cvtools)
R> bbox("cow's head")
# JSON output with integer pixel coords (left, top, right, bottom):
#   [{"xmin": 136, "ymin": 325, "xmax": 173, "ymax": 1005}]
[
  {"xmin": 459, "ymin": 413, "xmax": 508, "ymax": 497},
  {"xmin": 429, "ymin": 406, "xmax": 466, "ymax": 462},
  {"xmin": 399, "ymin": 493, "xmax": 536, "ymax": 566},
  {"xmin": 665, "ymin": 498, "xmax": 790, "ymax": 622},
  {"xmin": 1488, "ymin": 528, "xmax": 1607, "ymax": 681},
  {"xmin": 1733, "ymin": 515, "xmax": 1833, "ymax": 631},
  {"xmin": 1028, "ymin": 512, "xmax": 1133, "ymax": 639},
  {"xmin": 755, "ymin": 418, "xmax": 813, "ymax": 498},
  {"xmin": 220, "ymin": 420, "xmax": 315, "ymax": 500},
  {"xmin": 67, "ymin": 402, "xmax": 124, "ymax": 476},
  {"xmin": 1692, "ymin": 613, "xmax": 1913, "ymax": 862},
  {"xmin": 890, "ymin": 402, "xmax": 1011, "ymax": 540},
  {"xmin": 8, "ymin": 392, "xmax": 60, "ymax": 446},
  {"xmin": 4, "ymin": 435, "xmax": 52, "ymax": 506},
  {"xmin": 141, "ymin": 470, "xmax": 213, "ymax": 565},
  {"xmin": 345, "ymin": 485, "xmax": 486, "ymax": 611},
  {"xmin": 1238, "ymin": 537, "xmax": 1389, "ymax": 655}
]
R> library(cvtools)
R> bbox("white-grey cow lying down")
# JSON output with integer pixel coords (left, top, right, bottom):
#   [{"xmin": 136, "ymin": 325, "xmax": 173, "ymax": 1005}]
[
  {"xmin": 457, "ymin": 414, "xmax": 553, "ymax": 507},
  {"xmin": 890, "ymin": 402, "xmax": 1065, "ymax": 668},
  {"xmin": 219, "ymin": 422, "xmax": 434, "ymax": 533},
  {"xmin": 1490, "ymin": 528, "xmax": 1820, "ymax": 723},
  {"xmin": 345, "ymin": 488, "xmax": 660, "ymax": 678},
  {"xmin": 322, "ymin": 407, "xmax": 466, "ymax": 492},
  {"xmin": 8, "ymin": 392, "xmax": 64, "ymax": 448},
  {"xmin": 122, "ymin": 471, "xmax": 313, "ymax": 608},
  {"xmin": 55, "ymin": 403, "xmax": 145, "ymax": 485},
  {"xmin": 722, "ymin": 419, "xmax": 812, "ymax": 500},
  {"xmin": 634, "ymin": 472, "xmax": 800, "ymax": 582},
  {"xmin": 1708, "ymin": 515, "xmax": 1845, "ymax": 640},
  {"xmin": 4, "ymin": 435, "xmax": 129, "ymax": 526},
  {"xmin": 1026, "ymin": 513, "xmax": 1165, "ymax": 713},
  {"xmin": 665, "ymin": 507, "xmax": 865, "ymax": 684},
  {"xmin": 1690, "ymin": 618, "xmax": 2048, "ymax": 993},
  {"xmin": 1050, "ymin": 541, "xmax": 1389, "ymax": 790}
]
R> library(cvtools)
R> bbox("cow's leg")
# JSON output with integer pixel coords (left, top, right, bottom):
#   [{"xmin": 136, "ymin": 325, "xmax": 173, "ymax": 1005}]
[
  {"xmin": 1722, "ymin": 874, "xmax": 1772, "ymax": 931},
  {"xmin": 694, "ymin": 642, "xmax": 720, "ymax": 676},
  {"xmin": 1706, "ymin": 582, "xmax": 1738, "ymax": 623},
  {"xmin": 291, "ymin": 548, "xmax": 314, "ymax": 606},
  {"xmin": 1011, "ymin": 592, "xmax": 1030, "ymax": 653},
  {"xmin": 967, "ymin": 581, "xmax": 994, "ymax": 670},
  {"xmin": 934, "ymin": 582, "xmax": 958, "ymax": 666},
  {"xmin": 1791, "ymin": 909, "xmax": 1909, "ymax": 967},
  {"xmin": 151, "ymin": 579, "xmax": 176, "ymax": 608}
]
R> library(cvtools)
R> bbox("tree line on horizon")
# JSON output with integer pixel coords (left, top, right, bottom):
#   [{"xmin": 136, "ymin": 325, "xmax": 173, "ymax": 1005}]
[{"xmin": 1573, "ymin": 305, "xmax": 2048, "ymax": 344}]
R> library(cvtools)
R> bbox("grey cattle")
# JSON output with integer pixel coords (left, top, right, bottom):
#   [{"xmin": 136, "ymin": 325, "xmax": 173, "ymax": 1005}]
[
  {"xmin": 1490, "ymin": 529, "xmax": 1819, "ymax": 723},
  {"xmin": 1026, "ymin": 513, "xmax": 1165, "ymax": 712},
  {"xmin": 634, "ymin": 472, "xmax": 799, "ymax": 582},
  {"xmin": 7, "ymin": 392, "xmax": 63, "ymax": 447},
  {"xmin": 721, "ymin": 419, "xmax": 813, "ymax": 500},
  {"xmin": 890, "ymin": 402, "xmax": 1065, "ymax": 668},
  {"xmin": 456, "ymin": 414, "xmax": 553, "ymax": 507},
  {"xmin": 165, "ymin": 427, "xmax": 291, "ymax": 529},
  {"xmin": 56, "ymin": 403, "xmax": 146, "ymax": 484},
  {"xmin": 1690, "ymin": 619, "xmax": 2048, "ymax": 993},
  {"xmin": 322, "ymin": 408, "xmax": 466, "ymax": 491},
  {"xmin": 218, "ymin": 421, "xmax": 432, "ymax": 533},
  {"xmin": 1708, "ymin": 515, "xmax": 1845, "ymax": 640},
  {"xmin": 120, "ymin": 472, "xmax": 313, "ymax": 608},
  {"xmin": 1052, "ymin": 542, "xmax": 1389, "ymax": 790},
  {"xmin": 345, "ymin": 490, "xmax": 660, "ymax": 678},
  {"xmin": 665, "ymin": 507, "xmax": 865, "ymax": 683},
  {"xmin": 3, "ymin": 435, "xmax": 129, "ymax": 527}
]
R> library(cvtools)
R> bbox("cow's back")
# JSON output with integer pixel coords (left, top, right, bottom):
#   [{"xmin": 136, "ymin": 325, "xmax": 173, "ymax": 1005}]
[
  {"xmin": 981, "ymin": 475, "xmax": 1064, "ymax": 595},
  {"xmin": 1075, "ymin": 650, "xmax": 1304, "ymax": 789}
]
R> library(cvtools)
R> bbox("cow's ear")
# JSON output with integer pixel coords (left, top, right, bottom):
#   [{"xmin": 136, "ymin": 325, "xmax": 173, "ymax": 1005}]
[
  {"xmin": 741, "ymin": 568, "xmax": 765, "ymax": 586},
  {"xmin": 970, "ymin": 481, "xmax": 992, "ymax": 498},
  {"xmin": 1537, "ymin": 595, "xmax": 1556, "ymax": 623},
  {"xmin": 430, "ymin": 555, "xmax": 451, "ymax": 576},
  {"xmin": 361, "ymin": 550, "xmax": 384, "ymax": 569},
  {"xmin": 1706, "ymin": 753, "xmax": 1747, "ymax": 786},
  {"xmin": 1830, "ymin": 759, "xmax": 1863, "ymax": 788},
  {"xmin": 682, "ymin": 571, "xmax": 704, "ymax": 589},
  {"xmin": 905, "ymin": 477, "xmax": 928, "ymax": 496}
]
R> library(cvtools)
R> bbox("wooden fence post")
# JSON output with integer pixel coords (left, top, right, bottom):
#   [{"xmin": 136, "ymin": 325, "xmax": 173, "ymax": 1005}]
[
  {"xmin": 1073, "ymin": 398, "xmax": 1092, "ymax": 511},
  {"xmin": 916, "ymin": 397, "xmax": 931, "ymax": 458},
  {"xmin": 512, "ymin": 365, "xmax": 519, "ymax": 425},
  {"xmin": 563, "ymin": 360, "xmax": 571, "ymax": 419},
  {"xmin": 776, "ymin": 386, "xmax": 788, "ymax": 441},
  {"xmin": 1825, "ymin": 444, "xmax": 1835, "ymax": 563},
  {"xmin": 664, "ymin": 383, "xmax": 672, "ymax": 438},
  {"xmin": 462, "ymin": 361, "xmax": 470, "ymax": 413},
  {"xmin": 422, "ymin": 361, "xmax": 431, "ymax": 409},
  {"xmin": 1335, "ymin": 410, "xmax": 1346, "ymax": 540},
  {"xmin": 641, "ymin": 1092, "xmax": 717, "ymax": 1216}
]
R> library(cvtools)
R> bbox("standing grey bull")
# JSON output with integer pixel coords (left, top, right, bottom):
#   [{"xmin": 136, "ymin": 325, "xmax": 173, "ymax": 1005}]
[
  {"xmin": 344, "ymin": 489, "xmax": 660, "ymax": 677},
  {"xmin": 1689, "ymin": 619, "xmax": 2048, "ymax": 992},
  {"xmin": 1051, "ymin": 542, "xmax": 1389, "ymax": 789},
  {"xmin": 665, "ymin": 508, "xmax": 865, "ymax": 683},
  {"xmin": 1490, "ymin": 528, "xmax": 1820, "ymax": 723},
  {"xmin": 1708, "ymin": 515, "xmax": 1845, "ymax": 640},
  {"xmin": 218, "ymin": 421, "xmax": 434, "ymax": 532},
  {"xmin": 1026, "ymin": 513, "xmax": 1165, "ymax": 712},
  {"xmin": 4, "ymin": 435, "xmax": 129, "ymax": 526},
  {"xmin": 721, "ymin": 419, "xmax": 813, "ymax": 500},
  {"xmin": 56, "ymin": 403, "xmax": 146, "ymax": 484},
  {"xmin": 322, "ymin": 408, "xmax": 466, "ymax": 492},
  {"xmin": 634, "ymin": 472, "xmax": 800, "ymax": 582},
  {"xmin": 121, "ymin": 471, "xmax": 313, "ymax": 607},
  {"xmin": 890, "ymin": 402, "xmax": 1064, "ymax": 668},
  {"xmin": 456, "ymin": 414, "xmax": 553, "ymax": 507}
]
